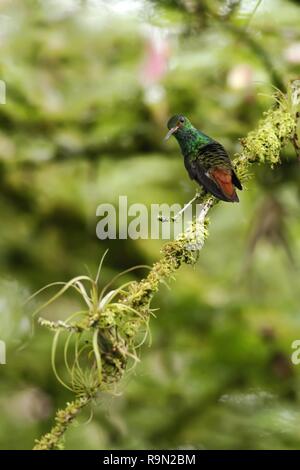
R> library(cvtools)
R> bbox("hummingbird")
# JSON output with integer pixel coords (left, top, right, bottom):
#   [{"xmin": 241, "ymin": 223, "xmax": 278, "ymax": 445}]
[{"xmin": 165, "ymin": 115, "xmax": 242, "ymax": 202}]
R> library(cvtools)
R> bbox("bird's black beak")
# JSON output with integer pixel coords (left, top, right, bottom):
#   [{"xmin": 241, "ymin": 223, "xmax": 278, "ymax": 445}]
[{"xmin": 164, "ymin": 126, "xmax": 179, "ymax": 141}]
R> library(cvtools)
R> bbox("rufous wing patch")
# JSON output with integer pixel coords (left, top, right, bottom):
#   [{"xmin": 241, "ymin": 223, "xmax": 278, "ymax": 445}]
[{"xmin": 209, "ymin": 167, "xmax": 239, "ymax": 202}]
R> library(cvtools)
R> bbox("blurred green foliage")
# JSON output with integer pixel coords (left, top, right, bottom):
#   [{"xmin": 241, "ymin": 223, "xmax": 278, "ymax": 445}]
[{"xmin": 1, "ymin": 0, "xmax": 300, "ymax": 450}]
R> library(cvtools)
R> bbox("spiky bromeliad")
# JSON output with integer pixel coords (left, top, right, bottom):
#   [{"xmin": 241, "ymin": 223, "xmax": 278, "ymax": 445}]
[{"xmin": 165, "ymin": 115, "xmax": 242, "ymax": 203}]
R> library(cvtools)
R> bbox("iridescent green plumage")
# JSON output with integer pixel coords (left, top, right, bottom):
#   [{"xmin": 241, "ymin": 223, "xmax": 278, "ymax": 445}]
[{"xmin": 166, "ymin": 115, "xmax": 242, "ymax": 202}]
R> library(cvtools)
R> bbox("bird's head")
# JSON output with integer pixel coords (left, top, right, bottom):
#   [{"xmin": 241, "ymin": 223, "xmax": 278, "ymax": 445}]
[{"xmin": 164, "ymin": 114, "xmax": 192, "ymax": 141}]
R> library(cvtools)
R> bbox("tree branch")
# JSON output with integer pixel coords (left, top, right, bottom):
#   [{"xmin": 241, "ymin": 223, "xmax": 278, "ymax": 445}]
[{"xmin": 33, "ymin": 81, "xmax": 299, "ymax": 450}]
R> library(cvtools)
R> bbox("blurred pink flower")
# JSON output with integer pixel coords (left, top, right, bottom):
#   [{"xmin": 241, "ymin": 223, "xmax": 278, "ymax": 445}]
[
  {"xmin": 227, "ymin": 64, "xmax": 254, "ymax": 90},
  {"xmin": 140, "ymin": 37, "xmax": 170, "ymax": 87},
  {"xmin": 3, "ymin": 387, "xmax": 53, "ymax": 423},
  {"xmin": 284, "ymin": 42, "xmax": 300, "ymax": 64}
]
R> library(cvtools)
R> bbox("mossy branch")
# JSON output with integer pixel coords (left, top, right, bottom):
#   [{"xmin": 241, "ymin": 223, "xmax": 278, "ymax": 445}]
[{"xmin": 33, "ymin": 81, "xmax": 300, "ymax": 450}]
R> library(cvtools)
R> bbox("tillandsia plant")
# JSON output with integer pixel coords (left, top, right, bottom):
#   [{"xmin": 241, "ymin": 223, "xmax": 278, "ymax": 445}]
[{"xmin": 33, "ymin": 81, "xmax": 300, "ymax": 450}]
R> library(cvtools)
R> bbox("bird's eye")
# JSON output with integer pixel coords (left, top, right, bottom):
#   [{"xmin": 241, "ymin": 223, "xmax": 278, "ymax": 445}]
[{"xmin": 179, "ymin": 117, "xmax": 185, "ymax": 124}]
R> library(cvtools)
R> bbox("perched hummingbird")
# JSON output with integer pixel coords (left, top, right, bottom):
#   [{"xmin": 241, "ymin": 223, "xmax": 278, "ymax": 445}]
[{"xmin": 165, "ymin": 115, "xmax": 242, "ymax": 202}]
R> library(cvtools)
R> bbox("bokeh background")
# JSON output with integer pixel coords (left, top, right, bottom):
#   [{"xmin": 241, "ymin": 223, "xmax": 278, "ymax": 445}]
[{"xmin": 1, "ymin": 0, "xmax": 300, "ymax": 450}]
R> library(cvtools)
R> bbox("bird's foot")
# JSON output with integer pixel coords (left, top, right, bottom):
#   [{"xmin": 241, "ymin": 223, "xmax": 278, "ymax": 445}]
[
  {"xmin": 158, "ymin": 214, "xmax": 170, "ymax": 223},
  {"xmin": 158, "ymin": 191, "xmax": 204, "ymax": 223}
]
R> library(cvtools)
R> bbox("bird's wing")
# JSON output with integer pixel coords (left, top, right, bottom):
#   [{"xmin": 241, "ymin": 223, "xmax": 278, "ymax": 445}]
[
  {"xmin": 208, "ymin": 167, "xmax": 239, "ymax": 202},
  {"xmin": 231, "ymin": 168, "xmax": 243, "ymax": 190},
  {"xmin": 186, "ymin": 157, "xmax": 233, "ymax": 202},
  {"xmin": 199, "ymin": 142, "xmax": 243, "ymax": 190},
  {"xmin": 185, "ymin": 141, "xmax": 242, "ymax": 202}
]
